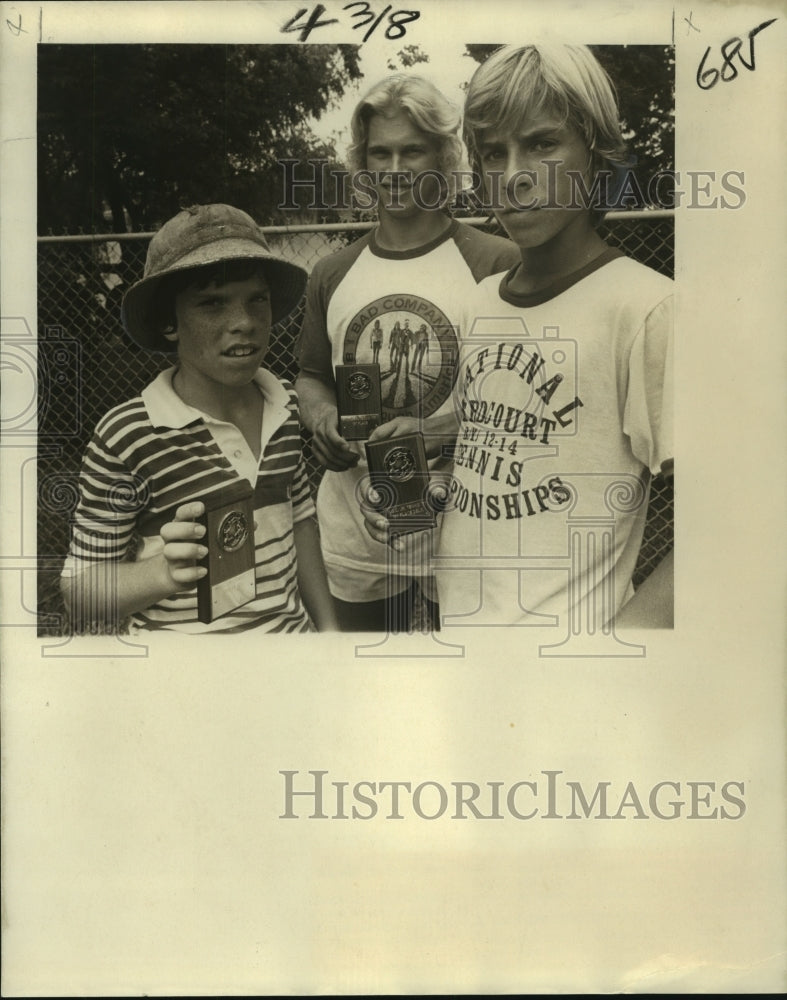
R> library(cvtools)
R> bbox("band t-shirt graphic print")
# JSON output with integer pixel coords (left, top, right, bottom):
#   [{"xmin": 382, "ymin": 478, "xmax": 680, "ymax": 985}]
[
  {"xmin": 298, "ymin": 219, "xmax": 519, "ymax": 602},
  {"xmin": 344, "ymin": 297, "xmax": 456, "ymax": 418},
  {"xmin": 436, "ymin": 248, "xmax": 674, "ymax": 635}
]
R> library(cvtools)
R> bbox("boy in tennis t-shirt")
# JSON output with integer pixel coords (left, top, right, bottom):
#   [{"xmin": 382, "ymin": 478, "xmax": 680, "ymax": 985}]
[{"xmin": 364, "ymin": 46, "xmax": 674, "ymax": 632}]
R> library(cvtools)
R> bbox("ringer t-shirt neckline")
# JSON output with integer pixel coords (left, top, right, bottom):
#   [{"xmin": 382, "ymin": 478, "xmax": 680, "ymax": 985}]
[
  {"xmin": 369, "ymin": 218, "xmax": 458, "ymax": 260},
  {"xmin": 498, "ymin": 245, "xmax": 625, "ymax": 308}
]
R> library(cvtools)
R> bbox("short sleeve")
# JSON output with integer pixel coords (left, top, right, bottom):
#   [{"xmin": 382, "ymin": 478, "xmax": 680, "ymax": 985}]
[
  {"xmin": 290, "ymin": 453, "xmax": 316, "ymax": 523},
  {"xmin": 282, "ymin": 385, "xmax": 317, "ymax": 524},
  {"xmin": 623, "ymin": 293, "xmax": 674, "ymax": 476},
  {"xmin": 296, "ymin": 266, "xmax": 335, "ymax": 386},
  {"xmin": 62, "ymin": 431, "xmax": 145, "ymax": 574}
]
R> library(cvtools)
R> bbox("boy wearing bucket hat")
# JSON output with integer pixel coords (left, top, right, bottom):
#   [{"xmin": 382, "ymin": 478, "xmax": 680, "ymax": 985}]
[{"xmin": 61, "ymin": 203, "xmax": 338, "ymax": 633}]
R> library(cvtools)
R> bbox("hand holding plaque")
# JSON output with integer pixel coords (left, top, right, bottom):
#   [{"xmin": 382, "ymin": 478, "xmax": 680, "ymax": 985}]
[
  {"xmin": 364, "ymin": 432, "xmax": 438, "ymax": 536},
  {"xmin": 196, "ymin": 481, "xmax": 256, "ymax": 623},
  {"xmin": 335, "ymin": 363, "xmax": 383, "ymax": 440}
]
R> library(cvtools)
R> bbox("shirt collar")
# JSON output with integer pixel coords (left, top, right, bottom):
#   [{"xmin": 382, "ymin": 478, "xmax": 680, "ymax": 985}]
[{"xmin": 142, "ymin": 366, "xmax": 291, "ymax": 430}]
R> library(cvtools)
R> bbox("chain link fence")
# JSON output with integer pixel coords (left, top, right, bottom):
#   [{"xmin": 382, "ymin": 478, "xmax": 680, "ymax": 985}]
[{"xmin": 37, "ymin": 212, "xmax": 674, "ymax": 634}]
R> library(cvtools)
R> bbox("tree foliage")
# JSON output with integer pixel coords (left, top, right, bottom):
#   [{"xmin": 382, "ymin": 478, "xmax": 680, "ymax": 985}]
[
  {"xmin": 387, "ymin": 44, "xmax": 430, "ymax": 72},
  {"xmin": 591, "ymin": 46, "xmax": 674, "ymax": 181},
  {"xmin": 463, "ymin": 45, "xmax": 674, "ymax": 204},
  {"xmin": 37, "ymin": 44, "xmax": 362, "ymax": 233}
]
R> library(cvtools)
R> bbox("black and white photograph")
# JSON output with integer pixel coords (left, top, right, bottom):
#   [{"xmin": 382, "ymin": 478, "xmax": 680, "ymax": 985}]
[
  {"xmin": 34, "ymin": 30, "xmax": 676, "ymax": 641},
  {"xmin": 1, "ymin": 0, "xmax": 785, "ymax": 994}
]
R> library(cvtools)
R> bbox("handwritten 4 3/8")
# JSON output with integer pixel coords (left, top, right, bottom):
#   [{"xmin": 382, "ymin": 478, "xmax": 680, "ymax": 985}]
[
  {"xmin": 283, "ymin": 3, "xmax": 420, "ymax": 43},
  {"xmin": 697, "ymin": 18, "xmax": 776, "ymax": 89}
]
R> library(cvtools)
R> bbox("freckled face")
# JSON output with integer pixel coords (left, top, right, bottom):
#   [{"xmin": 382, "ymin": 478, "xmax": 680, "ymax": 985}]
[
  {"xmin": 478, "ymin": 114, "xmax": 595, "ymax": 249},
  {"xmin": 172, "ymin": 273, "xmax": 272, "ymax": 393},
  {"xmin": 365, "ymin": 111, "xmax": 443, "ymax": 215}
]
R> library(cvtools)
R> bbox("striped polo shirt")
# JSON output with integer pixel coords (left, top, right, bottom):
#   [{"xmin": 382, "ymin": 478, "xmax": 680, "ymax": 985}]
[{"xmin": 63, "ymin": 367, "xmax": 315, "ymax": 633}]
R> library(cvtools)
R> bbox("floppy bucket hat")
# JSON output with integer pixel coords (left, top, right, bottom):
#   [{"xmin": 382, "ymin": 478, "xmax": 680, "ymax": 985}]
[{"xmin": 121, "ymin": 204, "xmax": 308, "ymax": 351}]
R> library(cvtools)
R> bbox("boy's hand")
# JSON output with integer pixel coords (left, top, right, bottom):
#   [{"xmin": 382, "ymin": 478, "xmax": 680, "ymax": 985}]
[
  {"xmin": 367, "ymin": 415, "xmax": 420, "ymax": 443},
  {"xmin": 368, "ymin": 414, "xmax": 457, "ymax": 460},
  {"xmin": 360, "ymin": 482, "xmax": 444, "ymax": 558},
  {"xmin": 160, "ymin": 501, "xmax": 209, "ymax": 586},
  {"xmin": 310, "ymin": 404, "xmax": 360, "ymax": 471},
  {"xmin": 361, "ymin": 485, "xmax": 393, "ymax": 546}
]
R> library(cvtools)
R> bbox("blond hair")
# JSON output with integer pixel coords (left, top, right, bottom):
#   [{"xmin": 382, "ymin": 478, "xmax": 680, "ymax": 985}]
[
  {"xmin": 347, "ymin": 74, "xmax": 463, "ymax": 192},
  {"xmin": 464, "ymin": 45, "xmax": 628, "ymax": 175}
]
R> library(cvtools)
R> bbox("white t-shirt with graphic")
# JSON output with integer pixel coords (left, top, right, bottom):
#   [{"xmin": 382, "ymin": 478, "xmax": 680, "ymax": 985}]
[
  {"xmin": 298, "ymin": 220, "xmax": 520, "ymax": 602},
  {"xmin": 435, "ymin": 248, "xmax": 673, "ymax": 630}
]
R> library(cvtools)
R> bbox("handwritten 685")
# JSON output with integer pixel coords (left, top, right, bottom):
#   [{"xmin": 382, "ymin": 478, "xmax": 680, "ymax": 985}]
[{"xmin": 696, "ymin": 18, "xmax": 776, "ymax": 90}]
